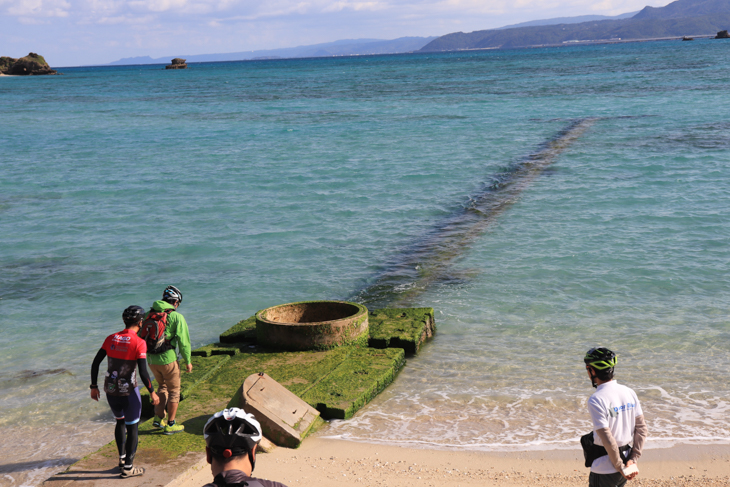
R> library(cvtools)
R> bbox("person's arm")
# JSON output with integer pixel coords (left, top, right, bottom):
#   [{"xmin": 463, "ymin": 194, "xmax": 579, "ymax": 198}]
[
  {"xmin": 90, "ymin": 348, "xmax": 106, "ymax": 401},
  {"xmin": 594, "ymin": 427, "xmax": 624, "ymax": 472},
  {"xmin": 628, "ymin": 414, "xmax": 648, "ymax": 462},
  {"xmin": 137, "ymin": 357, "xmax": 160, "ymax": 405},
  {"xmin": 136, "ymin": 358, "xmax": 154, "ymax": 393},
  {"xmin": 174, "ymin": 313, "xmax": 193, "ymax": 371}
]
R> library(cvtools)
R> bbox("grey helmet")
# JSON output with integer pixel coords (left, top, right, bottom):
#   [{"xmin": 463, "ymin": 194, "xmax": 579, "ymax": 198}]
[{"xmin": 162, "ymin": 285, "xmax": 182, "ymax": 305}]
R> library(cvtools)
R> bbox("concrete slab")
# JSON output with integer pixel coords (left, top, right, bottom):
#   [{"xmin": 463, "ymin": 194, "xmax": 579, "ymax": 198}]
[
  {"xmin": 43, "ymin": 451, "xmax": 205, "ymax": 487},
  {"xmin": 219, "ymin": 316, "xmax": 257, "ymax": 344},
  {"xmin": 230, "ymin": 372, "xmax": 320, "ymax": 448},
  {"xmin": 368, "ymin": 307, "xmax": 436, "ymax": 354},
  {"xmin": 301, "ymin": 347, "xmax": 406, "ymax": 419}
]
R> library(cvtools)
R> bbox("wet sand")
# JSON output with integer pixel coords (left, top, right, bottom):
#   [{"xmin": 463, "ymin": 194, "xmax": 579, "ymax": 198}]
[{"xmin": 180, "ymin": 438, "xmax": 730, "ymax": 487}]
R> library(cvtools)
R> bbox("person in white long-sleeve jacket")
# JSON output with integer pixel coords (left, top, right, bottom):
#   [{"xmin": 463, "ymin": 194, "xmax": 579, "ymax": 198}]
[{"xmin": 584, "ymin": 347, "xmax": 648, "ymax": 487}]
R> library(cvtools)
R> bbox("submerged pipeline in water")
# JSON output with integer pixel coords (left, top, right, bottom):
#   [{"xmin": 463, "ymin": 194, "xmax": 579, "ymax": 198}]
[{"xmin": 351, "ymin": 117, "xmax": 597, "ymax": 308}]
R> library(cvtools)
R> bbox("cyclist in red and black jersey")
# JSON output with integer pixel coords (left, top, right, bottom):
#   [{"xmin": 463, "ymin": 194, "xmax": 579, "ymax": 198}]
[{"xmin": 91, "ymin": 305, "xmax": 159, "ymax": 478}]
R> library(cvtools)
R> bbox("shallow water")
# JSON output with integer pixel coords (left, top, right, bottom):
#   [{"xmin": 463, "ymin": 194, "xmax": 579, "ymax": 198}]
[{"xmin": 2, "ymin": 40, "xmax": 730, "ymax": 484}]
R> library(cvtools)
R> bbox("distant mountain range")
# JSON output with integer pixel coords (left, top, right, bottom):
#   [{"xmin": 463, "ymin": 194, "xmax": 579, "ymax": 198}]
[
  {"xmin": 108, "ymin": 37, "xmax": 437, "ymax": 65},
  {"xmin": 420, "ymin": 0, "xmax": 730, "ymax": 51},
  {"xmin": 108, "ymin": 0, "xmax": 730, "ymax": 66},
  {"xmin": 496, "ymin": 12, "xmax": 638, "ymax": 30}
]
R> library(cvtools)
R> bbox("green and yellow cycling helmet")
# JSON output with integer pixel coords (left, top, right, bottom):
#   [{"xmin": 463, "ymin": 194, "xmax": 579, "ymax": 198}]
[{"xmin": 584, "ymin": 347, "xmax": 617, "ymax": 370}]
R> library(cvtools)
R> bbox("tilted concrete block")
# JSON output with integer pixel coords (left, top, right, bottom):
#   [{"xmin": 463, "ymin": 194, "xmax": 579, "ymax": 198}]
[{"xmin": 229, "ymin": 372, "xmax": 320, "ymax": 448}]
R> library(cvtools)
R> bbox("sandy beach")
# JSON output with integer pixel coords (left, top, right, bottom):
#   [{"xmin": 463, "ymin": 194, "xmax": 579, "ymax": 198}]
[{"xmin": 177, "ymin": 437, "xmax": 730, "ymax": 487}]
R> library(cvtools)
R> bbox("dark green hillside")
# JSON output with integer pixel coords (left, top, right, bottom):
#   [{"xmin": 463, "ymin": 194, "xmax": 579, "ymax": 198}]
[{"xmin": 420, "ymin": 0, "xmax": 730, "ymax": 51}]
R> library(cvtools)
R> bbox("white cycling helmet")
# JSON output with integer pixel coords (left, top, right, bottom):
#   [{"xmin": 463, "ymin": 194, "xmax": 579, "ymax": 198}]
[{"xmin": 204, "ymin": 408, "xmax": 263, "ymax": 470}]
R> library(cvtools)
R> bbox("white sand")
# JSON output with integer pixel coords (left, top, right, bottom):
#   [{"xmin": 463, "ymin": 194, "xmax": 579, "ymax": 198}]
[{"xmin": 181, "ymin": 438, "xmax": 730, "ymax": 487}]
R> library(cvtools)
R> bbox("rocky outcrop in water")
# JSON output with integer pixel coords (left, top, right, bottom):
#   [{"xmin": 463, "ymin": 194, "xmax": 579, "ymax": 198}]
[
  {"xmin": 0, "ymin": 53, "xmax": 57, "ymax": 75},
  {"xmin": 165, "ymin": 58, "xmax": 187, "ymax": 69},
  {"xmin": 0, "ymin": 57, "xmax": 14, "ymax": 73},
  {"xmin": 716, "ymin": 30, "xmax": 730, "ymax": 38}
]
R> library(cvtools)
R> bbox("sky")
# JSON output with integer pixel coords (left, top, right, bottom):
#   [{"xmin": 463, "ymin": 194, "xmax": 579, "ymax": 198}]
[{"xmin": 1, "ymin": 0, "xmax": 672, "ymax": 67}]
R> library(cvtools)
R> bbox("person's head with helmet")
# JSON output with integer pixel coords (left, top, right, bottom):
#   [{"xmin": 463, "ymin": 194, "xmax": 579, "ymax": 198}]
[
  {"xmin": 162, "ymin": 285, "xmax": 183, "ymax": 308},
  {"xmin": 122, "ymin": 305, "xmax": 146, "ymax": 329},
  {"xmin": 584, "ymin": 347, "xmax": 617, "ymax": 388},
  {"xmin": 203, "ymin": 408, "xmax": 266, "ymax": 481}
]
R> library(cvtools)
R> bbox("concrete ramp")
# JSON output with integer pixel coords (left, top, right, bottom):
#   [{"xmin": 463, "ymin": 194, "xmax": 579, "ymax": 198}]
[{"xmin": 230, "ymin": 372, "xmax": 320, "ymax": 448}]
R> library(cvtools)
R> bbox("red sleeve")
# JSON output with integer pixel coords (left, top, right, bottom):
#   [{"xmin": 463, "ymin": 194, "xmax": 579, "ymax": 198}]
[{"xmin": 136, "ymin": 337, "xmax": 147, "ymax": 360}]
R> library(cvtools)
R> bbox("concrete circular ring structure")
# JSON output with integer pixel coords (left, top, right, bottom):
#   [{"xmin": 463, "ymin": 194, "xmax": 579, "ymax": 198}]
[{"xmin": 256, "ymin": 300, "xmax": 368, "ymax": 351}]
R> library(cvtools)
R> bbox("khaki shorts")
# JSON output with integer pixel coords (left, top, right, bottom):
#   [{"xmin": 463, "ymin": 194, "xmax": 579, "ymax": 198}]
[{"xmin": 149, "ymin": 361, "xmax": 181, "ymax": 404}]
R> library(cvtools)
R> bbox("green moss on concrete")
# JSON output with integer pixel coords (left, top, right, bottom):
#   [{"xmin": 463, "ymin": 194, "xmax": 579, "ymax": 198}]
[
  {"xmin": 135, "ymin": 415, "xmax": 208, "ymax": 461},
  {"xmin": 305, "ymin": 416, "xmax": 326, "ymax": 442},
  {"xmin": 191, "ymin": 343, "xmax": 249, "ymax": 357},
  {"xmin": 219, "ymin": 316, "xmax": 257, "ymax": 344},
  {"xmin": 301, "ymin": 347, "xmax": 406, "ymax": 419},
  {"xmin": 348, "ymin": 329, "xmax": 369, "ymax": 349},
  {"xmin": 213, "ymin": 347, "xmax": 352, "ymax": 398},
  {"xmin": 180, "ymin": 355, "xmax": 231, "ymax": 398},
  {"xmin": 369, "ymin": 307, "xmax": 436, "ymax": 354}
]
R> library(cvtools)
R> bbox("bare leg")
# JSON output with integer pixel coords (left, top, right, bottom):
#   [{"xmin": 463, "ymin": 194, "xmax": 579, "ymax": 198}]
[
  {"xmin": 155, "ymin": 391, "xmax": 167, "ymax": 419},
  {"xmin": 167, "ymin": 401, "xmax": 179, "ymax": 423},
  {"xmin": 149, "ymin": 364, "xmax": 168, "ymax": 419}
]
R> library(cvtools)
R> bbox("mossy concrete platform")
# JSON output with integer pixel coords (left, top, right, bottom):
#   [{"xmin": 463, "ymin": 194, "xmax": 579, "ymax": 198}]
[
  {"xmin": 368, "ymin": 308, "xmax": 435, "ymax": 354},
  {"xmin": 45, "ymin": 307, "xmax": 434, "ymax": 486}
]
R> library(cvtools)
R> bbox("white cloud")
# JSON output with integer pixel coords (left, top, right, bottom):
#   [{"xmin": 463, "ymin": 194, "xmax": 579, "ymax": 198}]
[
  {"xmin": 17, "ymin": 15, "xmax": 50, "ymax": 22},
  {"xmin": 96, "ymin": 13, "xmax": 155, "ymax": 23},
  {"xmin": 208, "ymin": 2, "xmax": 313, "ymax": 22},
  {"xmin": 127, "ymin": 0, "xmax": 188, "ymax": 12},
  {"xmin": 322, "ymin": 1, "xmax": 385, "ymax": 13},
  {"xmin": 6, "ymin": 0, "xmax": 70, "ymax": 16},
  {"xmin": 1, "ymin": 0, "xmax": 673, "ymax": 22}
]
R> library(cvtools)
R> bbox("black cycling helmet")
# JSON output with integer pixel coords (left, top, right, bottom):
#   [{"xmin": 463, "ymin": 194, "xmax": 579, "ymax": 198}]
[
  {"xmin": 122, "ymin": 305, "xmax": 146, "ymax": 326},
  {"xmin": 204, "ymin": 408, "xmax": 262, "ymax": 470},
  {"xmin": 584, "ymin": 347, "xmax": 617, "ymax": 370},
  {"xmin": 162, "ymin": 285, "xmax": 183, "ymax": 305}
]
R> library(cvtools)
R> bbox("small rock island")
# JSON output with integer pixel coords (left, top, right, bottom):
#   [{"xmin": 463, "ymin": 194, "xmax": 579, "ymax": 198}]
[
  {"xmin": 0, "ymin": 53, "xmax": 57, "ymax": 75},
  {"xmin": 166, "ymin": 58, "xmax": 187, "ymax": 69}
]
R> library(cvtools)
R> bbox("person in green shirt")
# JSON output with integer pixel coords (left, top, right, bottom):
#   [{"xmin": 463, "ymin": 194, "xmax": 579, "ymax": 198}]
[{"xmin": 144, "ymin": 285, "xmax": 192, "ymax": 435}]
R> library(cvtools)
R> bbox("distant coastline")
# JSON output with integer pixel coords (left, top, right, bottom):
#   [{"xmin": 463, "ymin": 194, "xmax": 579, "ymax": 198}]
[
  {"xmin": 94, "ymin": 33, "xmax": 725, "ymax": 70},
  {"xmin": 107, "ymin": 36, "xmax": 437, "ymax": 66},
  {"xmin": 437, "ymin": 33, "xmax": 718, "ymax": 53},
  {"xmin": 419, "ymin": 0, "xmax": 730, "ymax": 52},
  {"xmin": 102, "ymin": 0, "xmax": 730, "ymax": 68},
  {"xmin": 93, "ymin": 34, "xmax": 721, "ymax": 70}
]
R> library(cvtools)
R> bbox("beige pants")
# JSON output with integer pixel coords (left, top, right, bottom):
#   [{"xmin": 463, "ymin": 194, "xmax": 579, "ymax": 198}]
[{"xmin": 149, "ymin": 361, "xmax": 181, "ymax": 418}]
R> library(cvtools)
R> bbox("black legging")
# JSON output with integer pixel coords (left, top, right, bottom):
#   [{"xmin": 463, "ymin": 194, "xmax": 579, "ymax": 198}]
[{"xmin": 114, "ymin": 419, "xmax": 139, "ymax": 467}]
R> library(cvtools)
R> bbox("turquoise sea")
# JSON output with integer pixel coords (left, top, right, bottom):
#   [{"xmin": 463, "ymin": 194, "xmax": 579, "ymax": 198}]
[{"xmin": 2, "ymin": 40, "xmax": 730, "ymax": 485}]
